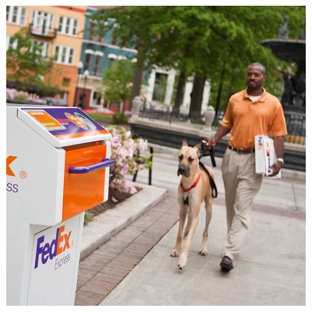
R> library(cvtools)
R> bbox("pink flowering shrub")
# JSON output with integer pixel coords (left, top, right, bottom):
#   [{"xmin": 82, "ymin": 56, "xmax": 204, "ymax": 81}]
[
  {"xmin": 108, "ymin": 125, "xmax": 152, "ymax": 194},
  {"xmin": 6, "ymin": 88, "xmax": 46, "ymax": 104}
]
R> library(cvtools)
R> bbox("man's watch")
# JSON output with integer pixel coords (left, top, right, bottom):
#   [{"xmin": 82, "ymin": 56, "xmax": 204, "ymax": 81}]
[{"xmin": 276, "ymin": 158, "xmax": 284, "ymax": 164}]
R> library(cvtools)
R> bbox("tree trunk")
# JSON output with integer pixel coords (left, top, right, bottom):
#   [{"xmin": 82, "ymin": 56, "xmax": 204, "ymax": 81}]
[
  {"xmin": 173, "ymin": 70, "xmax": 186, "ymax": 118},
  {"xmin": 214, "ymin": 63, "xmax": 226, "ymax": 120},
  {"xmin": 130, "ymin": 66, "xmax": 144, "ymax": 110},
  {"xmin": 130, "ymin": 44, "xmax": 145, "ymax": 110},
  {"xmin": 189, "ymin": 74, "xmax": 205, "ymax": 119}
]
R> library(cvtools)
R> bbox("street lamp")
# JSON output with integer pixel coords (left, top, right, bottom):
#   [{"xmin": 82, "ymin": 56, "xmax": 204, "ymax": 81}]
[
  {"xmin": 78, "ymin": 61, "xmax": 83, "ymax": 70},
  {"xmin": 83, "ymin": 69, "xmax": 89, "ymax": 109}
]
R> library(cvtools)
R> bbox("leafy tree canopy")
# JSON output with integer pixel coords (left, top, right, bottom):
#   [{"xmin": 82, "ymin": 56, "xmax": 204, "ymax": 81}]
[
  {"xmin": 101, "ymin": 59, "xmax": 135, "ymax": 104},
  {"xmin": 91, "ymin": 6, "xmax": 305, "ymax": 112},
  {"xmin": 6, "ymin": 27, "xmax": 57, "ymax": 89}
]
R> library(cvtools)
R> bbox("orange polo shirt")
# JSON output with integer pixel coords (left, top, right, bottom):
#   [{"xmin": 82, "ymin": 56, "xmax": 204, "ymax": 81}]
[{"xmin": 221, "ymin": 88, "xmax": 287, "ymax": 149}]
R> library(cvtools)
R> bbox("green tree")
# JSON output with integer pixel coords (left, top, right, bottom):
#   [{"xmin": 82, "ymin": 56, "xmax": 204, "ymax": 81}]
[
  {"xmin": 90, "ymin": 6, "xmax": 305, "ymax": 117},
  {"xmin": 151, "ymin": 6, "xmax": 305, "ymax": 117},
  {"xmin": 91, "ymin": 7, "xmax": 160, "ymax": 109},
  {"xmin": 101, "ymin": 59, "xmax": 135, "ymax": 107},
  {"xmin": 6, "ymin": 27, "xmax": 58, "ymax": 89}
]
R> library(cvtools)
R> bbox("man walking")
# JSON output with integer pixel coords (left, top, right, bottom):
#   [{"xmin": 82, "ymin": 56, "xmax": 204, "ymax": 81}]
[{"xmin": 206, "ymin": 62, "xmax": 287, "ymax": 272}]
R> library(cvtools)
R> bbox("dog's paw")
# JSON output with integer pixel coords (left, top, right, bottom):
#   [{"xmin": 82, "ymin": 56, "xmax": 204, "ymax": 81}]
[
  {"xmin": 170, "ymin": 249, "xmax": 179, "ymax": 257},
  {"xmin": 177, "ymin": 256, "xmax": 187, "ymax": 270},
  {"xmin": 199, "ymin": 245, "xmax": 208, "ymax": 256},
  {"xmin": 199, "ymin": 249, "xmax": 207, "ymax": 256}
]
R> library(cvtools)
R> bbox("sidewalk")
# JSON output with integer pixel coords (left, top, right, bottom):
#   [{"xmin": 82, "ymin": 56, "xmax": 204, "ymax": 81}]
[{"xmin": 75, "ymin": 145, "xmax": 306, "ymax": 306}]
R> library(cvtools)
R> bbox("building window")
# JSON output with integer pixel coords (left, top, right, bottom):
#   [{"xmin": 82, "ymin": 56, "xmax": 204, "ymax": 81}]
[
  {"xmin": 92, "ymin": 91, "xmax": 102, "ymax": 105},
  {"xmin": 58, "ymin": 16, "xmax": 78, "ymax": 36},
  {"xmin": 94, "ymin": 52, "xmax": 103, "ymax": 77},
  {"xmin": 152, "ymin": 73, "xmax": 168, "ymax": 102},
  {"xmin": 107, "ymin": 54, "xmax": 117, "ymax": 66},
  {"xmin": 6, "ymin": 6, "xmax": 26, "ymax": 25},
  {"xmin": 6, "ymin": 35, "xmax": 18, "ymax": 50},
  {"xmin": 62, "ymin": 77, "xmax": 70, "ymax": 87},
  {"xmin": 31, "ymin": 10, "xmax": 53, "ymax": 35},
  {"xmin": 33, "ymin": 40, "xmax": 50, "ymax": 59},
  {"xmin": 84, "ymin": 50, "xmax": 94, "ymax": 73},
  {"xmin": 84, "ymin": 54, "xmax": 92, "ymax": 72},
  {"xmin": 55, "ymin": 45, "xmax": 74, "ymax": 65},
  {"xmin": 88, "ymin": 20, "xmax": 105, "ymax": 43}
]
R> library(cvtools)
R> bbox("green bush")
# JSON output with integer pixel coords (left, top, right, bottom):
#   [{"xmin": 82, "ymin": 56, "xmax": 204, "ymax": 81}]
[{"xmin": 112, "ymin": 112, "xmax": 129, "ymax": 124}]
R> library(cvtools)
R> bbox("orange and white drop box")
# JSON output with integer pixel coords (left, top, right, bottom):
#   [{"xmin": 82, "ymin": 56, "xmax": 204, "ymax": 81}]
[{"xmin": 6, "ymin": 104, "xmax": 114, "ymax": 305}]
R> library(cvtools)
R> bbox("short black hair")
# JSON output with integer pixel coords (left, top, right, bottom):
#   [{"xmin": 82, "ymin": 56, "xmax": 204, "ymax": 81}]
[{"xmin": 248, "ymin": 62, "xmax": 266, "ymax": 75}]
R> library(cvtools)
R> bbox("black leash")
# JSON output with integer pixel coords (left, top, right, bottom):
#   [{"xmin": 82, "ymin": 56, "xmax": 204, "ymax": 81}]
[{"xmin": 199, "ymin": 161, "xmax": 218, "ymax": 198}]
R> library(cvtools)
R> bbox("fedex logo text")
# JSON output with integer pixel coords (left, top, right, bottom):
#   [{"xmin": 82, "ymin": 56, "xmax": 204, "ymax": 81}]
[
  {"xmin": 257, "ymin": 137, "xmax": 263, "ymax": 150},
  {"xmin": 6, "ymin": 156, "xmax": 17, "ymax": 176},
  {"xmin": 34, "ymin": 225, "xmax": 72, "ymax": 269},
  {"xmin": 265, "ymin": 142, "xmax": 272, "ymax": 174},
  {"xmin": 6, "ymin": 156, "xmax": 20, "ymax": 193}
]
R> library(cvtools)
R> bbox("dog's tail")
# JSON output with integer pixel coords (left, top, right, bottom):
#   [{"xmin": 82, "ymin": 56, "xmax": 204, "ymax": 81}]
[{"xmin": 199, "ymin": 161, "xmax": 218, "ymax": 198}]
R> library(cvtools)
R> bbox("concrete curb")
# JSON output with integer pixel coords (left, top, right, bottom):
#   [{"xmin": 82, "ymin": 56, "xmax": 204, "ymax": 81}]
[{"xmin": 80, "ymin": 183, "xmax": 168, "ymax": 261}]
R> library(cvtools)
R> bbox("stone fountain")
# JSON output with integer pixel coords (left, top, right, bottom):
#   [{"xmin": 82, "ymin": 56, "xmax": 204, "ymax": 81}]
[{"xmin": 261, "ymin": 14, "xmax": 306, "ymax": 142}]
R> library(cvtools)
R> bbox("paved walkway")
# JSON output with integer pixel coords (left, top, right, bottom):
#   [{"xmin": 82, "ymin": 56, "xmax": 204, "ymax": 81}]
[
  {"xmin": 74, "ymin": 145, "xmax": 306, "ymax": 306},
  {"xmin": 75, "ymin": 187, "xmax": 179, "ymax": 305}
]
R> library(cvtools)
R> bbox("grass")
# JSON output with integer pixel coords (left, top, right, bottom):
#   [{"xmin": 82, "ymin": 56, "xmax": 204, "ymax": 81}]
[
  {"xmin": 84, "ymin": 211, "xmax": 94, "ymax": 225},
  {"xmin": 85, "ymin": 112, "xmax": 113, "ymax": 124}
]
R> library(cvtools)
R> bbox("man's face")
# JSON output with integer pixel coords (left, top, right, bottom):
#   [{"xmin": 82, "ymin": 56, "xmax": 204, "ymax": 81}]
[{"xmin": 246, "ymin": 65, "xmax": 266, "ymax": 89}]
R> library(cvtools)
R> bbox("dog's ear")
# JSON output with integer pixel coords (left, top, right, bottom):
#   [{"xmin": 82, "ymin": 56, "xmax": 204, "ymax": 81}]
[
  {"xmin": 194, "ymin": 141, "xmax": 202, "ymax": 151},
  {"xmin": 195, "ymin": 141, "xmax": 203, "ymax": 158},
  {"xmin": 182, "ymin": 139, "xmax": 188, "ymax": 147}
]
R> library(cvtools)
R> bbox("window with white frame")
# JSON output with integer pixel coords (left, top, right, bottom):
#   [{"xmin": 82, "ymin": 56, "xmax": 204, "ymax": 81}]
[
  {"xmin": 94, "ymin": 51, "xmax": 103, "ymax": 77},
  {"xmin": 92, "ymin": 91, "xmax": 103, "ymax": 105},
  {"xmin": 6, "ymin": 6, "xmax": 26, "ymax": 25},
  {"xmin": 108, "ymin": 53, "xmax": 117, "ymax": 66},
  {"xmin": 55, "ymin": 45, "xmax": 74, "ymax": 65},
  {"xmin": 58, "ymin": 16, "xmax": 78, "ymax": 36},
  {"xmin": 31, "ymin": 10, "xmax": 53, "ymax": 35},
  {"xmin": 84, "ymin": 49, "xmax": 94, "ymax": 72},
  {"xmin": 6, "ymin": 35, "xmax": 18, "ymax": 50},
  {"xmin": 33, "ymin": 40, "xmax": 50, "ymax": 59}
]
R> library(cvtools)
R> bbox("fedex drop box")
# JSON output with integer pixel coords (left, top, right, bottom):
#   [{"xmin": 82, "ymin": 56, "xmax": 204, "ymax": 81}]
[{"xmin": 6, "ymin": 104, "xmax": 114, "ymax": 305}]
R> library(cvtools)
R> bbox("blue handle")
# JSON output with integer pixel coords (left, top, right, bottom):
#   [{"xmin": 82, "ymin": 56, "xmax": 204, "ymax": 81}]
[{"xmin": 69, "ymin": 158, "xmax": 114, "ymax": 174}]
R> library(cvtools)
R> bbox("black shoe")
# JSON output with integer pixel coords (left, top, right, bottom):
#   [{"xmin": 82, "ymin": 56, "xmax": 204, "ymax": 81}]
[{"xmin": 220, "ymin": 256, "xmax": 234, "ymax": 272}]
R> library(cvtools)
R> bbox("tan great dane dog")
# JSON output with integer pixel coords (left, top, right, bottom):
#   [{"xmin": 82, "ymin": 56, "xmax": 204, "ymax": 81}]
[{"xmin": 171, "ymin": 139, "xmax": 217, "ymax": 270}]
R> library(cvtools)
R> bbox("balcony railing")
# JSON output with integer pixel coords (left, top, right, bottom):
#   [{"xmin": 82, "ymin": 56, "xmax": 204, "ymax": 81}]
[{"xmin": 29, "ymin": 23, "xmax": 57, "ymax": 39}]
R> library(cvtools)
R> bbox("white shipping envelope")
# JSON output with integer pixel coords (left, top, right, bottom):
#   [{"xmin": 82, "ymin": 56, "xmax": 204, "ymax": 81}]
[{"xmin": 255, "ymin": 135, "xmax": 281, "ymax": 178}]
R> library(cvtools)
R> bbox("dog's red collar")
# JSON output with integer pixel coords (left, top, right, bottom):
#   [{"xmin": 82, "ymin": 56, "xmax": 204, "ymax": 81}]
[{"xmin": 180, "ymin": 173, "xmax": 202, "ymax": 192}]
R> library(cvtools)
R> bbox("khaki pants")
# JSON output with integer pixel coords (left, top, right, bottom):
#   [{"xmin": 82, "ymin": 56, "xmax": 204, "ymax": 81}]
[{"xmin": 221, "ymin": 148, "xmax": 263, "ymax": 261}]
